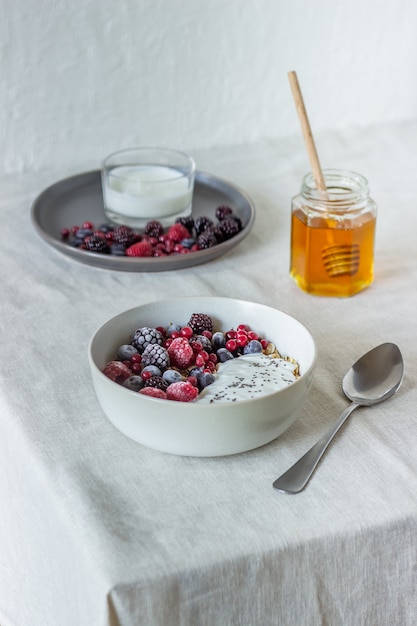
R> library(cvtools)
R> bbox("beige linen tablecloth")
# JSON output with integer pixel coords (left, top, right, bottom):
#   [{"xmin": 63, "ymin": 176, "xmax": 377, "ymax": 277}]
[{"xmin": 1, "ymin": 121, "xmax": 417, "ymax": 626}]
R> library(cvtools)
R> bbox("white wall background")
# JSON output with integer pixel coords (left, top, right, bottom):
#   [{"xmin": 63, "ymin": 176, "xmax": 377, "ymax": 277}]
[{"xmin": 2, "ymin": 0, "xmax": 417, "ymax": 174}]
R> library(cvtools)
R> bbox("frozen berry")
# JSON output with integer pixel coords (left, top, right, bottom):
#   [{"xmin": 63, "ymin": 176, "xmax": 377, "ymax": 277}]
[
  {"xmin": 122, "ymin": 375, "xmax": 144, "ymax": 391},
  {"xmin": 194, "ymin": 216, "xmax": 213, "ymax": 235},
  {"xmin": 144, "ymin": 220, "xmax": 164, "ymax": 238},
  {"xmin": 112, "ymin": 226, "xmax": 137, "ymax": 247},
  {"xmin": 199, "ymin": 372, "xmax": 216, "ymax": 389},
  {"xmin": 139, "ymin": 387, "xmax": 167, "ymax": 400},
  {"xmin": 243, "ymin": 339, "xmax": 263, "ymax": 355},
  {"xmin": 219, "ymin": 218, "xmax": 240, "ymax": 239},
  {"xmin": 212, "ymin": 332, "xmax": 226, "ymax": 350},
  {"xmin": 216, "ymin": 348, "xmax": 235, "ymax": 363},
  {"xmin": 166, "ymin": 381, "xmax": 199, "ymax": 402},
  {"xmin": 126, "ymin": 241, "xmax": 153, "ymax": 257},
  {"xmin": 131, "ymin": 327, "xmax": 164, "ymax": 353},
  {"xmin": 188, "ymin": 313, "xmax": 214, "ymax": 334},
  {"xmin": 110, "ymin": 243, "xmax": 127, "ymax": 256},
  {"xmin": 162, "ymin": 369, "xmax": 183, "ymax": 384},
  {"xmin": 85, "ymin": 234, "xmax": 110, "ymax": 253},
  {"xmin": 167, "ymin": 337, "xmax": 195, "ymax": 369},
  {"xmin": 166, "ymin": 223, "xmax": 190, "ymax": 242},
  {"xmin": 60, "ymin": 227, "xmax": 70, "ymax": 239},
  {"xmin": 215, "ymin": 205, "xmax": 233, "ymax": 220},
  {"xmin": 197, "ymin": 231, "xmax": 217, "ymax": 249},
  {"xmin": 144, "ymin": 375, "xmax": 169, "ymax": 391},
  {"xmin": 176, "ymin": 216, "xmax": 195, "ymax": 232},
  {"xmin": 141, "ymin": 365, "xmax": 162, "ymax": 378},
  {"xmin": 141, "ymin": 344, "xmax": 170, "ymax": 369},
  {"xmin": 117, "ymin": 344, "xmax": 139, "ymax": 361},
  {"xmin": 102, "ymin": 361, "xmax": 132, "ymax": 384}
]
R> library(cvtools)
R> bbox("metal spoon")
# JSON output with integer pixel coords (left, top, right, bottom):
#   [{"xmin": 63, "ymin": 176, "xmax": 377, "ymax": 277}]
[{"xmin": 273, "ymin": 343, "xmax": 404, "ymax": 494}]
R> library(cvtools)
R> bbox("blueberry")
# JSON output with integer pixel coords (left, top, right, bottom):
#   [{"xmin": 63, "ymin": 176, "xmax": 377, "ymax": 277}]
[
  {"xmin": 217, "ymin": 348, "xmax": 235, "ymax": 362},
  {"xmin": 99, "ymin": 223, "xmax": 114, "ymax": 233},
  {"xmin": 181, "ymin": 237, "xmax": 196, "ymax": 249},
  {"xmin": 123, "ymin": 376, "xmax": 144, "ymax": 391},
  {"xmin": 243, "ymin": 340, "xmax": 263, "ymax": 355},
  {"xmin": 162, "ymin": 369, "xmax": 183, "ymax": 384},
  {"xmin": 188, "ymin": 366, "xmax": 203, "ymax": 379},
  {"xmin": 74, "ymin": 228, "xmax": 93, "ymax": 239},
  {"xmin": 212, "ymin": 332, "xmax": 226, "ymax": 350},
  {"xmin": 141, "ymin": 365, "xmax": 162, "ymax": 377},
  {"xmin": 167, "ymin": 324, "xmax": 182, "ymax": 337},
  {"xmin": 110, "ymin": 244, "xmax": 127, "ymax": 256},
  {"xmin": 199, "ymin": 372, "xmax": 215, "ymax": 388},
  {"xmin": 117, "ymin": 344, "xmax": 138, "ymax": 360}
]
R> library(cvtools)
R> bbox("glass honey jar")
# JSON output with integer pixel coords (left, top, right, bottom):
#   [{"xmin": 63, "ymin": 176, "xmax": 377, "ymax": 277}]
[{"xmin": 290, "ymin": 169, "xmax": 377, "ymax": 297}]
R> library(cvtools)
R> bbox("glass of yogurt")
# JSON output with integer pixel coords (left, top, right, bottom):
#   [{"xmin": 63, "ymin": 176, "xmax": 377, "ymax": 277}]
[{"xmin": 101, "ymin": 147, "xmax": 195, "ymax": 228}]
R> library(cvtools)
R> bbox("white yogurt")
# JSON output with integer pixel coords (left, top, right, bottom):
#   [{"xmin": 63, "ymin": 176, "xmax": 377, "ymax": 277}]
[
  {"xmin": 103, "ymin": 165, "xmax": 193, "ymax": 221},
  {"xmin": 197, "ymin": 354, "xmax": 298, "ymax": 404}
]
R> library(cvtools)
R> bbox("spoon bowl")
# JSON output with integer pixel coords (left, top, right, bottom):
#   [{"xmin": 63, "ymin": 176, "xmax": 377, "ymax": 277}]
[{"xmin": 273, "ymin": 343, "xmax": 404, "ymax": 494}]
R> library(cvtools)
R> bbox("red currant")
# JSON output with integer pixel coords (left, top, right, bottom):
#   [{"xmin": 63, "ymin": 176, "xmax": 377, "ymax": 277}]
[
  {"xmin": 248, "ymin": 331, "xmax": 259, "ymax": 340},
  {"xmin": 261, "ymin": 339, "xmax": 269, "ymax": 350},
  {"xmin": 236, "ymin": 334, "xmax": 248, "ymax": 347},
  {"xmin": 225, "ymin": 339, "xmax": 237, "ymax": 352},
  {"xmin": 130, "ymin": 353, "xmax": 142, "ymax": 364},
  {"xmin": 82, "ymin": 221, "xmax": 94, "ymax": 229},
  {"xmin": 202, "ymin": 330, "xmax": 212, "ymax": 340},
  {"xmin": 237, "ymin": 324, "xmax": 250, "ymax": 332},
  {"xmin": 60, "ymin": 227, "xmax": 70, "ymax": 239},
  {"xmin": 131, "ymin": 362, "xmax": 142, "ymax": 373},
  {"xmin": 180, "ymin": 326, "xmax": 193, "ymax": 339}
]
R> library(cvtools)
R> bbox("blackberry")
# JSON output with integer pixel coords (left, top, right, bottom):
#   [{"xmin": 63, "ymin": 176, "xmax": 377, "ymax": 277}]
[
  {"xmin": 144, "ymin": 220, "xmax": 164, "ymax": 238},
  {"xmin": 197, "ymin": 230, "xmax": 217, "ymax": 249},
  {"xmin": 84, "ymin": 234, "xmax": 110, "ymax": 253},
  {"xmin": 212, "ymin": 224, "xmax": 225, "ymax": 243},
  {"xmin": 194, "ymin": 216, "xmax": 213, "ymax": 235},
  {"xmin": 113, "ymin": 226, "xmax": 137, "ymax": 247},
  {"xmin": 176, "ymin": 216, "xmax": 195, "ymax": 233},
  {"xmin": 144, "ymin": 376, "xmax": 169, "ymax": 391},
  {"xmin": 141, "ymin": 344, "xmax": 170, "ymax": 369},
  {"xmin": 188, "ymin": 313, "xmax": 214, "ymax": 334},
  {"xmin": 219, "ymin": 217, "xmax": 240, "ymax": 239},
  {"xmin": 215, "ymin": 205, "xmax": 233, "ymax": 220},
  {"xmin": 131, "ymin": 327, "xmax": 164, "ymax": 353}
]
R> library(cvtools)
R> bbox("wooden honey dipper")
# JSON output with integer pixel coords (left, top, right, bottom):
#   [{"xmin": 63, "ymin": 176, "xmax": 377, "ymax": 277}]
[{"xmin": 288, "ymin": 71, "xmax": 360, "ymax": 278}]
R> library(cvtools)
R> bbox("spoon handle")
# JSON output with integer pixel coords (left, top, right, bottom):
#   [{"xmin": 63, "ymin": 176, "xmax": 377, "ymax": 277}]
[{"xmin": 273, "ymin": 402, "xmax": 360, "ymax": 494}]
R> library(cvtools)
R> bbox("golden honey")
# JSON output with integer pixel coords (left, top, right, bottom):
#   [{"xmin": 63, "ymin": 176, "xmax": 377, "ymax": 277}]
[{"xmin": 290, "ymin": 170, "xmax": 377, "ymax": 297}]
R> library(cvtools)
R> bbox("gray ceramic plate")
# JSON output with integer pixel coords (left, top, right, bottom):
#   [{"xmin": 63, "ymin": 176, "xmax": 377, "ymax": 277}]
[{"xmin": 31, "ymin": 170, "xmax": 255, "ymax": 272}]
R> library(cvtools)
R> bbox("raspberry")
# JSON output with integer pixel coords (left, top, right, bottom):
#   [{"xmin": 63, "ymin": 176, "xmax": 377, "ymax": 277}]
[
  {"xmin": 126, "ymin": 241, "xmax": 153, "ymax": 257},
  {"xmin": 102, "ymin": 361, "xmax": 132, "ymax": 384},
  {"xmin": 139, "ymin": 387, "xmax": 167, "ymax": 400},
  {"xmin": 215, "ymin": 205, "xmax": 233, "ymax": 220},
  {"xmin": 167, "ymin": 337, "xmax": 194, "ymax": 369},
  {"xmin": 166, "ymin": 223, "xmax": 190, "ymax": 242},
  {"xmin": 188, "ymin": 313, "xmax": 214, "ymax": 334},
  {"xmin": 141, "ymin": 344, "xmax": 170, "ymax": 369},
  {"xmin": 85, "ymin": 234, "xmax": 110, "ymax": 253},
  {"xmin": 144, "ymin": 220, "xmax": 164, "ymax": 238},
  {"xmin": 112, "ymin": 226, "xmax": 137, "ymax": 247},
  {"xmin": 166, "ymin": 381, "xmax": 199, "ymax": 402},
  {"xmin": 131, "ymin": 327, "xmax": 164, "ymax": 353}
]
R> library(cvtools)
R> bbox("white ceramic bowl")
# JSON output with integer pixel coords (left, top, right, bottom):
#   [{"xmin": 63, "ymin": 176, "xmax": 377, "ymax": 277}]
[{"xmin": 88, "ymin": 297, "xmax": 317, "ymax": 457}]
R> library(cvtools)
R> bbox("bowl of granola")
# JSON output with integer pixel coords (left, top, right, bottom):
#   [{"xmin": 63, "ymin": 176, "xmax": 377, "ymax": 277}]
[{"xmin": 88, "ymin": 297, "xmax": 317, "ymax": 456}]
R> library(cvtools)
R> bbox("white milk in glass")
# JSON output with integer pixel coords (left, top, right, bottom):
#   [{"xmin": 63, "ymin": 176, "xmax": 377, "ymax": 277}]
[{"xmin": 103, "ymin": 165, "xmax": 193, "ymax": 227}]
